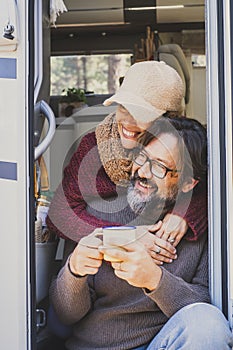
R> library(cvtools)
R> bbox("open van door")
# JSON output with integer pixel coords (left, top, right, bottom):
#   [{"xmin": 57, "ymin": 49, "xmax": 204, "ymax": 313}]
[
  {"xmin": 207, "ymin": 0, "xmax": 233, "ymax": 328},
  {"xmin": 0, "ymin": 1, "xmax": 55, "ymax": 348},
  {"xmin": 0, "ymin": 0, "xmax": 35, "ymax": 349}
]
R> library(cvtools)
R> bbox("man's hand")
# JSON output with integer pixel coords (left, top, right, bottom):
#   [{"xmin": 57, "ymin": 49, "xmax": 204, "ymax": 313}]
[
  {"xmin": 99, "ymin": 238, "xmax": 162, "ymax": 291},
  {"xmin": 69, "ymin": 234, "xmax": 103, "ymax": 277}
]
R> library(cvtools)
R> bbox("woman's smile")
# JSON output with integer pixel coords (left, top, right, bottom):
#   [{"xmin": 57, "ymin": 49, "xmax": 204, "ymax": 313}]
[
  {"xmin": 116, "ymin": 105, "xmax": 152, "ymax": 149},
  {"xmin": 121, "ymin": 124, "xmax": 141, "ymax": 140}
]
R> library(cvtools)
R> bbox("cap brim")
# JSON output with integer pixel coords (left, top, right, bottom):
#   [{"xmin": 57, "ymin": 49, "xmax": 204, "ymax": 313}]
[{"xmin": 103, "ymin": 91, "xmax": 166, "ymax": 123}]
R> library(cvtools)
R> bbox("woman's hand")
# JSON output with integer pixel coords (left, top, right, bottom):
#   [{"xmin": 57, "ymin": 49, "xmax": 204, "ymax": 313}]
[
  {"xmin": 151, "ymin": 214, "xmax": 188, "ymax": 247},
  {"xmin": 69, "ymin": 234, "xmax": 103, "ymax": 277},
  {"xmin": 136, "ymin": 225, "xmax": 177, "ymax": 265}
]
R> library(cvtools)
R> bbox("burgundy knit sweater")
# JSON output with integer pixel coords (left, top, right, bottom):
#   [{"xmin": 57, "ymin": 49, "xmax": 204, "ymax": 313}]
[{"xmin": 46, "ymin": 131, "xmax": 207, "ymax": 242}]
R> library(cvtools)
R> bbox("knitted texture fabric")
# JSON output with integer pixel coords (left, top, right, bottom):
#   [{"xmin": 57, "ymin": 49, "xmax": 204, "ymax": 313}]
[
  {"xmin": 50, "ymin": 233, "xmax": 209, "ymax": 349},
  {"xmin": 103, "ymin": 61, "xmax": 184, "ymax": 123},
  {"xmin": 95, "ymin": 113, "xmax": 133, "ymax": 186},
  {"xmin": 46, "ymin": 120, "xmax": 207, "ymax": 242},
  {"xmin": 46, "ymin": 131, "xmax": 122, "ymax": 242}
]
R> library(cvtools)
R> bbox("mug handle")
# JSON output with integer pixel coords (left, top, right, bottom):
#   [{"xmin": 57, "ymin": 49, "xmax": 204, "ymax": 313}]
[{"xmin": 93, "ymin": 228, "xmax": 103, "ymax": 240}]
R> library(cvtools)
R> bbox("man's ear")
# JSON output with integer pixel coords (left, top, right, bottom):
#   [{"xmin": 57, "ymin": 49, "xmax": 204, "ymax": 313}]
[{"xmin": 182, "ymin": 178, "xmax": 199, "ymax": 193}]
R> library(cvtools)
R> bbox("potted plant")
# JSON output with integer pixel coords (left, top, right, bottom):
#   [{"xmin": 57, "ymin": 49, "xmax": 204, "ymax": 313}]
[{"xmin": 59, "ymin": 87, "xmax": 87, "ymax": 117}]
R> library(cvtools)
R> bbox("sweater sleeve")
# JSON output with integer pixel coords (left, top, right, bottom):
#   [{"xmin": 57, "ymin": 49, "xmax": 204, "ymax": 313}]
[
  {"xmin": 145, "ymin": 236, "xmax": 210, "ymax": 318},
  {"xmin": 49, "ymin": 259, "xmax": 93, "ymax": 325},
  {"xmin": 172, "ymin": 182, "xmax": 208, "ymax": 240},
  {"xmin": 46, "ymin": 132, "xmax": 122, "ymax": 242}
]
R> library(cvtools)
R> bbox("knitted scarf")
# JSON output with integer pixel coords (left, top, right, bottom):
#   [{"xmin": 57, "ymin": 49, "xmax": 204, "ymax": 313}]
[{"xmin": 95, "ymin": 113, "xmax": 134, "ymax": 186}]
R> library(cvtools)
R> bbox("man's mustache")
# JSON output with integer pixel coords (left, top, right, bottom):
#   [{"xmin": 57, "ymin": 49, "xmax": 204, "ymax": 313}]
[{"xmin": 130, "ymin": 170, "xmax": 158, "ymax": 193}]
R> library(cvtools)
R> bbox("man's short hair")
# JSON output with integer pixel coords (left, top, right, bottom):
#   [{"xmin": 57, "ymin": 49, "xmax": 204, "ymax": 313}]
[{"xmin": 138, "ymin": 116, "xmax": 207, "ymax": 183}]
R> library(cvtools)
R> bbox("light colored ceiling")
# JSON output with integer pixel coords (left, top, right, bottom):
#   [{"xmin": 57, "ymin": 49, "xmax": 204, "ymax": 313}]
[
  {"xmin": 57, "ymin": 0, "xmax": 124, "ymax": 26},
  {"xmin": 57, "ymin": 0, "xmax": 205, "ymax": 27},
  {"xmin": 156, "ymin": 0, "xmax": 205, "ymax": 23}
]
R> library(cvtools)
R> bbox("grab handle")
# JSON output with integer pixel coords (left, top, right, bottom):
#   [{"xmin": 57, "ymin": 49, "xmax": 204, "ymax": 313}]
[{"xmin": 34, "ymin": 100, "xmax": 56, "ymax": 160}]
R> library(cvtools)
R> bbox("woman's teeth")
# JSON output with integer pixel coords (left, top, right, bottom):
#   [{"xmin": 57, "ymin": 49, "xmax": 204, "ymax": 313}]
[{"xmin": 122, "ymin": 126, "xmax": 137, "ymax": 138}]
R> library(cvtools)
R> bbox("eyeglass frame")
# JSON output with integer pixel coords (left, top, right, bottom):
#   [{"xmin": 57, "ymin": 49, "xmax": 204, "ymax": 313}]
[{"xmin": 133, "ymin": 151, "xmax": 181, "ymax": 179}]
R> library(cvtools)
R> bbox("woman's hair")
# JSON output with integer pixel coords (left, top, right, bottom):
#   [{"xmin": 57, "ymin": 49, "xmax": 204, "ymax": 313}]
[{"xmin": 138, "ymin": 115, "xmax": 207, "ymax": 182}]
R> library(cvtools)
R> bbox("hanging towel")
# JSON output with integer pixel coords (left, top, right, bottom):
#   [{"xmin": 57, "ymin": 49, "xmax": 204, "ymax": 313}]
[{"xmin": 50, "ymin": 0, "xmax": 67, "ymax": 25}]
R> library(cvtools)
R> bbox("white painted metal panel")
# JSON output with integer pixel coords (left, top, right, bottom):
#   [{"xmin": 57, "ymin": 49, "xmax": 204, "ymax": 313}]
[
  {"xmin": 222, "ymin": 0, "xmax": 233, "ymax": 329},
  {"xmin": 207, "ymin": 0, "xmax": 233, "ymax": 328},
  {"xmin": 0, "ymin": 0, "xmax": 30, "ymax": 349},
  {"xmin": 206, "ymin": 0, "xmax": 223, "ymax": 309}
]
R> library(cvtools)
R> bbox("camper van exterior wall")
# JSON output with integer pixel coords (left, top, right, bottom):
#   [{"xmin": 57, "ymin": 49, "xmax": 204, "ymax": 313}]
[{"xmin": 0, "ymin": 0, "xmax": 33, "ymax": 349}]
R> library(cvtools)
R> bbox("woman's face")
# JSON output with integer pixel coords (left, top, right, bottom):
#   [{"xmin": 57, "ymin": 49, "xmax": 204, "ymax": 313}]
[{"xmin": 116, "ymin": 105, "xmax": 152, "ymax": 149}]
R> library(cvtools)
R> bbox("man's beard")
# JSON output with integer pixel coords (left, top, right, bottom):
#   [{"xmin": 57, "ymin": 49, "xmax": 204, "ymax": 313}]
[{"xmin": 127, "ymin": 171, "xmax": 179, "ymax": 218}]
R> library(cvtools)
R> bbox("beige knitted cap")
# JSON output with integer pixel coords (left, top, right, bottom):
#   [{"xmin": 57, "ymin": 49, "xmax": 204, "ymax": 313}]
[{"xmin": 103, "ymin": 61, "xmax": 184, "ymax": 123}]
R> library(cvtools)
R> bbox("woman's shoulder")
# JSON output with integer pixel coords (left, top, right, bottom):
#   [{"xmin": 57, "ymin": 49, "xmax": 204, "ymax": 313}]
[
  {"xmin": 79, "ymin": 130, "xmax": 97, "ymax": 148},
  {"xmin": 65, "ymin": 130, "xmax": 99, "ymax": 169},
  {"xmin": 74, "ymin": 130, "xmax": 98, "ymax": 157}
]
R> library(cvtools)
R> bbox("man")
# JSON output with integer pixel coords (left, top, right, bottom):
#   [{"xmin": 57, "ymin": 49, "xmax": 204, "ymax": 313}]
[{"xmin": 50, "ymin": 116, "xmax": 233, "ymax": 350}]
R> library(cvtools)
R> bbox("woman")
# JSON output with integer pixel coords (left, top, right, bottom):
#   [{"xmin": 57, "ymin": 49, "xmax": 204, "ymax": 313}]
[{"xmin": 46, "ymin": 61, "xmax": 207, "ymax": 263}]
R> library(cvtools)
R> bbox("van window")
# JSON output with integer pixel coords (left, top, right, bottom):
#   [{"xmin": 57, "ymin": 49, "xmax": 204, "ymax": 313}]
[{"xmin": 50, "ymin": 54, "xmax": 131, "ymax": 95}]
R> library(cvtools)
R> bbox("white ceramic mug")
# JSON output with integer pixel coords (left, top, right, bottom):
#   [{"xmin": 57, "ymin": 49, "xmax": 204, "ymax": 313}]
[{"xmin": 96, "ymin": 226, "xmax": 136, "ymax": 262}]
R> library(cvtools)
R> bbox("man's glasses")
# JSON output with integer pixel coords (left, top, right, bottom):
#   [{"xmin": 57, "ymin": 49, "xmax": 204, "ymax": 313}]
[{"xmin": 134, "ymin": 152, "xmax": 180, "ymax": 179}]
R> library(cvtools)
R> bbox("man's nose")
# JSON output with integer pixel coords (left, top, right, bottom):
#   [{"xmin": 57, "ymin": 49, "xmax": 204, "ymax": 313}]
[{"xmin": 137, "ymin": 161, "xmax": 153, "ymax": 179}]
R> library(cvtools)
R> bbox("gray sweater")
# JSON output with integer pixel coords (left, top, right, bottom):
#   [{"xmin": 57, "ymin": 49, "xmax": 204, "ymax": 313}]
[{"xmin": 50, "ymin": 232, "xmax": 209, "ymax": 350}]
